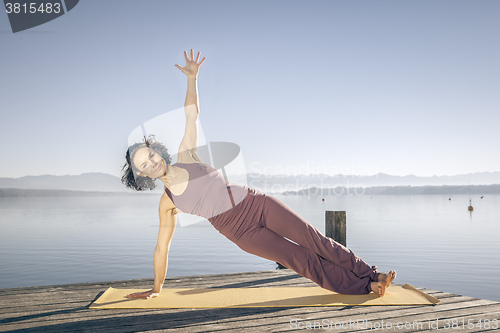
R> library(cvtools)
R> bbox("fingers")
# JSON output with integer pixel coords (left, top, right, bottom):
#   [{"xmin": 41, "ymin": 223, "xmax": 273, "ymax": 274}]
[
  {"xmin": 127, "ymin": 291, "xmax": 145, "ymax": 298},
  {"xmin": 126, "ymin": 291, "xmax": 159, "ymax": 299},
  {"xmin": 194, "ymin": 51, "xmax": 205, "ymax": 65},
  {"xmin": 182, "ymin": 49, "xmax": 205, "ymax": 65},
  {"xmin": 126, "ymin": 292, "xmax": 147, "ymax": 298},
  {"xmin": 146, "ymin": 293, "xmax": 159, "ymax": 299},
  {"xmin": 175, "ymin": 64, "xmax": 187, "ymax": 75}
]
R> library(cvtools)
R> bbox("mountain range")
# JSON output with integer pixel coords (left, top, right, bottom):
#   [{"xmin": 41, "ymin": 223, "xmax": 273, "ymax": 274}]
[
  {"xmin": 1, "ymin": 171, "xmax": 499, "ymax": 195},
  {"xmin": 0, "ymin": 173, "xmax": 127, "ymax": 192},
  {"xmin": 246, "ymin": 171, "xmax": 500, "ymax": 193}
]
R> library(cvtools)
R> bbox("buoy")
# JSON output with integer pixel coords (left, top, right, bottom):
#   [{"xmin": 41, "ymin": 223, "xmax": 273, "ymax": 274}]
[
  {"xmin": 468, "ymin": 199, "xmax": 474, "ymax": 211},
  {"xmin": 322, "ymin": 198, "xmax": 325, "ymax": 202},
  {"xmin": 449, "ymin": 197, "xmax": 452, "ymax": 201}
]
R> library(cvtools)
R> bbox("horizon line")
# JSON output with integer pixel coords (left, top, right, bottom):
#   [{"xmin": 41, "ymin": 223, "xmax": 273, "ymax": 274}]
[{"xmin": 1, "ymin": 170, "xmax": 500, "ymax": 179}]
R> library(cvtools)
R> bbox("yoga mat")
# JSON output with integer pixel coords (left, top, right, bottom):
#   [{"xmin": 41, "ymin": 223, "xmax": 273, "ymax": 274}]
[{"xmin": 90, "ymin": 284, "xmax": 439, "ymax": 309}]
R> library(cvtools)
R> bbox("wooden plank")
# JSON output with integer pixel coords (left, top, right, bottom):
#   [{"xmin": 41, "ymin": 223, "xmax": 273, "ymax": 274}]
[
  {"xmin": 417, "ymin": 310, "xmax": 500, "ymax": 332},
  {"xmin": 0, "ymin": 270, "xmax": 296, "ymax": 303},
  {"xmin": 0, "ymin": 284, "xmax": 445, "ymax": 317},
  {"xmin": 347, "ymin": 305, "xmax": 500, "ymax": 333},
  {"xmin": 0, "ymin": 270, "xmax": 498, "ymax": 333},
  {"xmin": 203, "ymin": 299, "xmax": 496, "ymax": 333},
  {"xmin": 0, "ymin": 294, "xmax": 463, "ymax": 332},
  {"xmin": 0, "ymin": 270, "xmax": 298, "ymax": 295},
  {"xmin": 0, "ymin": 287, "xmax": 452, "ymax": 321},
  {"xmin": 0, "ymin": 274, "xmax": 309, "ymax": 311}
]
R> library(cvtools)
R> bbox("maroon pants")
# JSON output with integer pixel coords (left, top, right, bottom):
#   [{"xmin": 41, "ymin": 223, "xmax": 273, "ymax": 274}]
[{"xmin": 218, "ymin": 194, "xmax": 380, "ymax": 295}]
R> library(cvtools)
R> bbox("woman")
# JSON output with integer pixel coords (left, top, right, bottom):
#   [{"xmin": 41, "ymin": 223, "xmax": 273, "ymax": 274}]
[{"xmin": 122, "ymin": 49, "xmax": 396, "ymax": 299}]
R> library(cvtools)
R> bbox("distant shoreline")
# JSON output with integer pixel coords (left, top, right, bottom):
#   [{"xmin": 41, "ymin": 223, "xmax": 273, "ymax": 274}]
[
  {"xmin": 282, "ymin": 184, "xmax": 500, "ymax": 196},
  {"xmin": 1, "ymin": 184, "xmax": 500, "ymax": 197},
  {"xmin": 0, "ymin": 188, "xmax": 160, "ymax": 197},
  {"xmin": 2, "ymin": 171, "xmax": 500, "ymax": 195}
]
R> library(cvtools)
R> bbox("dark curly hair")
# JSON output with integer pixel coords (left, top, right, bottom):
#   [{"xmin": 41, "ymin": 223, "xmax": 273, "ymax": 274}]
[{"xmin": 121, "ymin": 136, "xmax": 172, "ymax": 191}]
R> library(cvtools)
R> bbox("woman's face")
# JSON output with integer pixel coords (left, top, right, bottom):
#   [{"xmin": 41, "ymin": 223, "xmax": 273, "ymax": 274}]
[{"xmin": 132, "ymin": 147, "xmax": 167, "ymax": 179}]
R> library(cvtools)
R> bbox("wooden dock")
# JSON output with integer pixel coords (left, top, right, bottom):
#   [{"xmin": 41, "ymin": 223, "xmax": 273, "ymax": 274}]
[{"xmin": 1, "ymin": 270, "xmax": 499, "ymax": 332}]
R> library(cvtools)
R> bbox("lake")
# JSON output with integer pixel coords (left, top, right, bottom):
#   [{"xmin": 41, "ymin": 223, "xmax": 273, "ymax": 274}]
[{"xmin": 1, "ymin": 193, "xmax": 499, "ymax": 302}]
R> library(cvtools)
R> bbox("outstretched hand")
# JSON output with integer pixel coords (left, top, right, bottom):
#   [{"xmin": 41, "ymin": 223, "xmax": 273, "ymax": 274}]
[
  {"xmin": 126, "ymin": 289, "xmax": 159, "ymax": 300},
  {"xmin": 175, "ymin": 49, "xmax": 205, "ymax": 78}
]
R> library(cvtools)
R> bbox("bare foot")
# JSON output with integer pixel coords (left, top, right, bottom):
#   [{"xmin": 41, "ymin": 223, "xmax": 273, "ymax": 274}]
[
  {"xmin": 378, "ymin": 270, "xmax": 396, "ymax": 288},
  {"xmin": 370, "ymin": 281, "xmax": 387, "ymax": 297}
]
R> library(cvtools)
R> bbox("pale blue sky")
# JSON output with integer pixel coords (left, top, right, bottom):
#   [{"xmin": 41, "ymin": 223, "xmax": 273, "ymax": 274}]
[{"xmin": 1, "ymin": 0, "xmax": 499, "ymax": 178}]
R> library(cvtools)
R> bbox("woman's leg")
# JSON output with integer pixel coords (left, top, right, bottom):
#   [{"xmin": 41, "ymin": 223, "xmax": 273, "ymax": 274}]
[
  {"xmin": 234, "ymin": 224, "xmax": 373, "ymax": 294},
  {"xmin": 261, "ymin": 195, "xmax": 380, "ymax": 282}
]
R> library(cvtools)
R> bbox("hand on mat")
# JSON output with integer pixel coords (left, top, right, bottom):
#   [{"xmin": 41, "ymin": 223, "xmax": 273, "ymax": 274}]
[
  {"xmin": 126, "ymin": 289, "xmax": 160, "ymax": 300},
  {"xmin": 175, "ymin": 49, "xmax": 205, "ymax": 78}
]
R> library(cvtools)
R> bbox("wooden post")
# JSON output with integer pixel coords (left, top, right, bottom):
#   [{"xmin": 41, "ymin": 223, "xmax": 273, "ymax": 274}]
[
  {"xmin": 325, "ymin": 211, "xmax": 346, "ymax": 246},
  {"xmin": 276, "ymin": 210, "xmax": 347, "ymax": 269}
]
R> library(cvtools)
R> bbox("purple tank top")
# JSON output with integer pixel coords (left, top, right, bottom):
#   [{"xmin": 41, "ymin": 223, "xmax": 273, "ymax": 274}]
[{"xmin": 164, "ymin": 162, "xmax": 250, "ymax": 220}]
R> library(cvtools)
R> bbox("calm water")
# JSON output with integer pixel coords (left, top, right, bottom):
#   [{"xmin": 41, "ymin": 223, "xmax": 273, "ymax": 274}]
[{"xmin": 1, "ymin": 194, "xmax": 499, "ymax": 302}]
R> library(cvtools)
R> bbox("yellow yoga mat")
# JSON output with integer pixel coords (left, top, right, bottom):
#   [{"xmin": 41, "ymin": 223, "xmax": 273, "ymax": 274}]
[{"xmin": 90, "ymin": 284, "xmax": 439, "ymax": 309}]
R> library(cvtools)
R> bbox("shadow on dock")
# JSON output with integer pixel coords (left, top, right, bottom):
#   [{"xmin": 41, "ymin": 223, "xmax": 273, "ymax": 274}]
[{"xmin": 1, "ymin": 270, "xmax": 499, "ymax": 332}]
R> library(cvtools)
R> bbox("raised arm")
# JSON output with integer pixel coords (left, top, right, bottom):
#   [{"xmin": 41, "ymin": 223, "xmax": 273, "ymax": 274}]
[{"xmin": 175, "ymin": 49, "xmax": 205, "ymax": 162}]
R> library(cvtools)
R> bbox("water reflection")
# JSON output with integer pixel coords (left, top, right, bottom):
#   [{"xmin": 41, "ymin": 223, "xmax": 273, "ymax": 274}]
[{"xmin": 0, "ymin": 194, "xmax": 499, "ymax": 302}]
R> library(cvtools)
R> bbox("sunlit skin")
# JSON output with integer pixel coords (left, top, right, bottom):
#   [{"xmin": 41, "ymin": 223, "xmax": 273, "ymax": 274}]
[
  {"xmin": 131, "ymin": 147, "xmax": 190, "ymax": 196},
  {"xmin": 371, "ymin": 271, "xmax": 397, "ymax": 296},
  {"xmin": 132, "ymin": 147, "xmax": 167, "ymax": 180},
  {"xmin": 132, "ymin": 146, "xmax": 397, "ymax": 297},
  {"xmin": 132, "ymin": 145, "xmax": 397, "ymax": 297},
  {"xmin": 125, "ymin": 49, "xmax": 204, "ymax": 300},
  {"xmin": 125, "ymin": 49, "xmax": 395, "ymax": 299}
]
